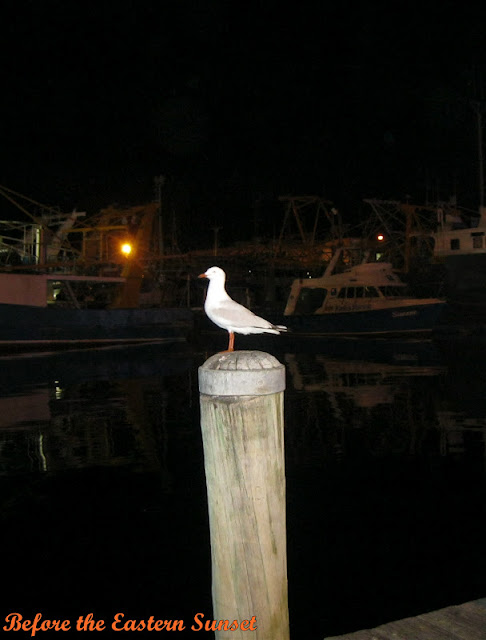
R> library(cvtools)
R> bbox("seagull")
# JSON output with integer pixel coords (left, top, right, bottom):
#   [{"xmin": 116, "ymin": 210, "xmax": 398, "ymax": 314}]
[{"xmin": 198, "ymin": 266, "xmax": 287, "ymax": 351}]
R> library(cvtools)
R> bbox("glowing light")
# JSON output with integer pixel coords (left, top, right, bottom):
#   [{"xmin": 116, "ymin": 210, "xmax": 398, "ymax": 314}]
[
  {"xmin": 377, "ymin": 234, "xmax": 385, "ymax": 242},
  {"xmin": 121, "ymin": 243, "xmax": 132, "ymax": 256}
]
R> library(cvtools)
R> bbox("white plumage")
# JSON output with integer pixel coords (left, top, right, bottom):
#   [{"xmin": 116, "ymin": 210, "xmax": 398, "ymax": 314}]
[{"xmin": 198, "ymin": 266, "xmax": 287, "ymax": 351}]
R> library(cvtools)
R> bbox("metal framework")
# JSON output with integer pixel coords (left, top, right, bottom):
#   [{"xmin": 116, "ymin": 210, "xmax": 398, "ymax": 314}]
[
  {"xmin": 362, "ymin": 199, "xmax": 441, "ymax": 271},
  {"xmin": 276, "ymin": 195, "xmax": 343, "ymax": 250}
]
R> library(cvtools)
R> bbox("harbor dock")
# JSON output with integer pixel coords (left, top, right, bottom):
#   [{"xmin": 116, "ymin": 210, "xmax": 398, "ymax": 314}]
[{"xmin": 325, "ymin": 598, "xmax": 486, "ymax": 639}]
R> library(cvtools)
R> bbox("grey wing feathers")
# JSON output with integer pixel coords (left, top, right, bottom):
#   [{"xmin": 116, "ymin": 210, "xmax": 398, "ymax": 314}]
[{"xmin": 215, "ymin": 300, "xmax": 273, "ymax": 328}]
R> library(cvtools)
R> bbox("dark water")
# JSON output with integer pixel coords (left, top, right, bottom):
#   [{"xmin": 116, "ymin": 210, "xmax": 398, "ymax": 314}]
[{"xmin": 0, "ymin": 335, "xmax": 485, "ymax": 639}]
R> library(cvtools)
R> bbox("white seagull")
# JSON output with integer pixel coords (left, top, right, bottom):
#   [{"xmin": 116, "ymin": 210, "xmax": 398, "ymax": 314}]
[{"xmin": 198, "ymin": 266, "xmax": 287, "ymax": 351}]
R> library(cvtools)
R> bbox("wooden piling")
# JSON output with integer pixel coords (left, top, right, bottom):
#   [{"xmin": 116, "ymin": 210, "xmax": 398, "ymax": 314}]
[{"xmin": 198, "ymin": 350, "xmax": 289, "ymax": 640}]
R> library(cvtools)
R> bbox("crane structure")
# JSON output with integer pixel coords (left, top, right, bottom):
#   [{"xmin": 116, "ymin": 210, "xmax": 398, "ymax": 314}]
[{"xmin": 362, "ymin": 199, "xmax": 443, "ymax": 272}]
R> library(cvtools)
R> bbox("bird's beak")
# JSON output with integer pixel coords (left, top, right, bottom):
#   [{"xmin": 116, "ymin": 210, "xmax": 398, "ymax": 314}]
[{"xmin": 198, "ymin": 273, "xmax": 207, "ymax": 279}]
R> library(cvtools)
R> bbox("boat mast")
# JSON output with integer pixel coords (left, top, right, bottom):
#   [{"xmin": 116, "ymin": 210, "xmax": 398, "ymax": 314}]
[
  {"xmin": 471, "ymin": 100, "xmax": 484, "ymax": 212},
  {"xmin": 154, "ymin": 175, "xmax": 165, "ymax": 258},
  {"xmin": 478, "ymin": 103, "xmax": 484, "ymax": 212},
  {"xmin": 471, "ymin": 63, "xmax": 485, "ymax": 214}
]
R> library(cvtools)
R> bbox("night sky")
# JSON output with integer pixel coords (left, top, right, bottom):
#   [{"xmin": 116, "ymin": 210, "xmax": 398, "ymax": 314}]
[{"xmin": 2, "ymin": 1, "xmax": 486, "ymax": 247}]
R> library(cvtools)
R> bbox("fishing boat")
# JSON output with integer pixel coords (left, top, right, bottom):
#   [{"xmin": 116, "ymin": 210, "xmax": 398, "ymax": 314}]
[
  {"xmin": 0, "ymin": 186, "xmax": 193, "ymax": 350},
  {"xmin": 0, "ymin": 272, "xmax": 192, "ymax": 349},
  {"xmin": 282, "ymin": 246, "xmax": 446, "ymax": 336}
]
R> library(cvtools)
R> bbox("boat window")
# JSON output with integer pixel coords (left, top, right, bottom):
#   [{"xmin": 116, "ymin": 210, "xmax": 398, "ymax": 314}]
[
  {"xmin": 346, "ymin": 287, "xmax": 356, "ymax": 298},
  {"xmin": 363, "ymin": 286, "xmax": 379, "ymax": 297},
  {"xmin": 379, "ymin": 286, "xmax": 405, "ymax": 296},
  {"xmin": 337, "ymin": 288, "xmax": 346, "ymax": 298},
  {"xmin": 330, "ymin": 288, "xmax": 337, "ymax": 296},
  {"xmin": 450, "ymin": 238, "xmax": 460, "ymax": 250},
  {"xmin": 355, "ymin": 287, "xmax": 365, "ymax": 298},
  {"xmin": 473, "ymin": 236, "xmax": 483, "ymax": 249},
  {"xmin": 294, "ymin": 287, "xmax": 327, "ymax": 314}
]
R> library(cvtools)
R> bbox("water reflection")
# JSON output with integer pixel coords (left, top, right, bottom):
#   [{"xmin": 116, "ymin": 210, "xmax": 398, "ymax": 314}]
[
  {"xmin": 0, "ymin": 343, "xmax": 193, "ymax": 476},
  {"xmin": 0, "ymin": 337, "xmax": 485, "ymax": 639},
  {"xmin": 281, "ymin": 336, "xmax": 486, "ymax": 639},
  {"xmin": 0, "ymin": 342, "xmax": 211, "ymax": 630},
  {"xmin": 282, "ymin": 338, "xmax": 485, "ymax": 465}
]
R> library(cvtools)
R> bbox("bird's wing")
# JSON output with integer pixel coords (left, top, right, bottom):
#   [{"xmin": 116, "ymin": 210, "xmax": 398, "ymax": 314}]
[{"xmin": 210, "ymin": 299, "xmax": 273, "ymax": 329}]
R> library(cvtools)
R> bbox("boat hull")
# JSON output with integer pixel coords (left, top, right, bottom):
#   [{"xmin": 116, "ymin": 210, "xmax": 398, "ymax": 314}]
[
  {"xmin": 281, "ymin": 301, "xmax": 447, "ymax": 337},
  {"xmin": 0, "ymin": 304, "xmax": 193, "ymax": 349}
]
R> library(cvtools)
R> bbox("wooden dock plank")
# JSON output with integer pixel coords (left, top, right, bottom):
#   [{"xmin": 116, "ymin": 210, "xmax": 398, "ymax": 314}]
[{"xmin": 324, "ymin": 599, "xmax": 486, "ymax": 640}]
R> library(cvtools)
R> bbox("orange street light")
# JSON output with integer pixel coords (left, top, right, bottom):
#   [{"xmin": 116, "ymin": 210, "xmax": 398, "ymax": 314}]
[{"xmin": 121, "ymin": 242, "xmax": 132, "ymax": 256}]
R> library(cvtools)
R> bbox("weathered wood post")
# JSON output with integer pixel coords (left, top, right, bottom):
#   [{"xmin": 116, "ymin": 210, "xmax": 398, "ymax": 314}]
[{"xmin": 198, "ymin": 350, "xmax": 289, "ymax": 639}]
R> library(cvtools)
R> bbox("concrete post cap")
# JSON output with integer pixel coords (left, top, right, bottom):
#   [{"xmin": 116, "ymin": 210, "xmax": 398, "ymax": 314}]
[{"xmin": 198, "ymin": 350, "xmax": 285, "ymax": 396}]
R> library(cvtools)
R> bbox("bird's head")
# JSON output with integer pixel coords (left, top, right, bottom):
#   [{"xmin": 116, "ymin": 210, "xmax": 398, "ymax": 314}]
[{"xmin": 198, "ymin": 266, "xmax": 226, "ymax": 282}]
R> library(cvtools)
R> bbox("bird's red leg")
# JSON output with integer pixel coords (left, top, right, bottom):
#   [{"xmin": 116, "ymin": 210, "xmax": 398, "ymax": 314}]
[{"xmin": 228, "ymin": 331, "xmax": 235, "ymax": 352}]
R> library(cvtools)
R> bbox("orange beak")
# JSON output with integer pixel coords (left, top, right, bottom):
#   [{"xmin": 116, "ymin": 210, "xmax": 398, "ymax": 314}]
[{"xmin": 198, "ymin": 273, "xmax": 207, "ymax": 279}]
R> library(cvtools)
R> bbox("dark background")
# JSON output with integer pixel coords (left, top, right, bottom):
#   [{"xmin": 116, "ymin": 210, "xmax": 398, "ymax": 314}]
[{"xmin": 1, "ymin": 0, "xmax": 485, "ymax": 247}]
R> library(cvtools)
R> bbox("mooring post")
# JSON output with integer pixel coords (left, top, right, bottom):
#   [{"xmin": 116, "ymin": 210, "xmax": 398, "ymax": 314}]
[{"xmin": 198, "ymin": 350, "xmax": 289, "ymax": 640}]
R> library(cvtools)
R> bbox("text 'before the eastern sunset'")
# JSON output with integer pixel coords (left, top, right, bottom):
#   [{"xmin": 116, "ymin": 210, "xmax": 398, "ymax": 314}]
[{"xmin": 3, "ymin": 612, "xmax": 258, "ymax": 635}]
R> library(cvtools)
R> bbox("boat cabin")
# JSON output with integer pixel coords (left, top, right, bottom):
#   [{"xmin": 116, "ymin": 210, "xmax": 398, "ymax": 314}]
[
  {"xmin": 432, "ymin": 206, "xmax": 486, "ymax": 257},
  {"xmin": 0, "ymin": 272, "xmax": 125, "ymax": 308},
  {"xmin": 284, "ymin": 261, "xmax": 408, "ymax": 316},
  {"xmin": 433, "ymin": 227, "xmax": 486, "ymax": 257}
]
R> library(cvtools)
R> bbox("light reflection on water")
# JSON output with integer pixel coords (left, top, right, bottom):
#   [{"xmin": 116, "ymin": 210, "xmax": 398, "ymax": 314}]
[
  {"xmin": 284, "ymin": 345, "xmax": 447, "ymax": 463},
  {"xmin": 0, "ymin": 343, "xmax": 194, "ymax": 477},
  {"xmin": 0, "ymin": 337, "xmax": 485, "ymax": 639}
]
